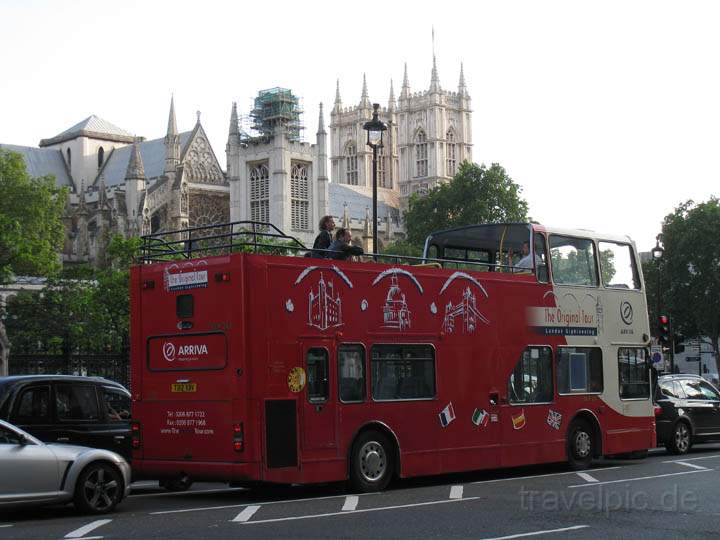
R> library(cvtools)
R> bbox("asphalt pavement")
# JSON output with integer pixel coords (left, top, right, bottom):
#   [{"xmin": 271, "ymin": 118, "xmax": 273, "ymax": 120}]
[{"xmin": 2, "ymin": 444, "xmax": 720, "ymax": 539}]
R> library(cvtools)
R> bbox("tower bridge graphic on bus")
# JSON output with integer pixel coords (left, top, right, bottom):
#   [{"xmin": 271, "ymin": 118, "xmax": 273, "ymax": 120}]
[
  {"xmin": 307, "ymin": 273, "xmax": 343, "ymax": 330},
  {"xmin": 382, "ymin": 274, "xmax": 411, "ymax": 330},
  {"xmin": 442, "ymin": 286, "xmax": 489, "ymax": 334}
]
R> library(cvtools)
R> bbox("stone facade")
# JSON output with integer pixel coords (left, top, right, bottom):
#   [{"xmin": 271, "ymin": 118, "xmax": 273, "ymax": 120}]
[
  {"xmin": 329, "ymin": 57, "xmax": 472, "ymax": 247},
  {"xmin": 1, "ymin": 99, "xmax": 229, "ymax": 266}
]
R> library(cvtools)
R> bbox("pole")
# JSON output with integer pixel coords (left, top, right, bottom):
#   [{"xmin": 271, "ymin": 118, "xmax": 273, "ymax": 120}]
[{"xmin": 372, "ymin": 144, "xmax": 378, "ymax": 261}]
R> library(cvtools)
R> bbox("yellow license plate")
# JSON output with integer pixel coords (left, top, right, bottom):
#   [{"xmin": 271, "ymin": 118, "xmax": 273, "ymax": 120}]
[{"xmin": 171, "ymin": 383, "xmax": 197, "ymax": 393}]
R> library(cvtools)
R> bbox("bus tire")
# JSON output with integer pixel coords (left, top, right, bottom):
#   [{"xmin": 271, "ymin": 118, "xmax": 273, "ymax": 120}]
[
  {"xmin": 567, "ymin": 419, "xmax": 594, "ymax": 470},
  {"xmin": 666, "ymin": 420, "xmax": 692, "ymax": 455},
  {"xmin": 349, "ymin": 430, "xmax": 394, "ymax": 493}
]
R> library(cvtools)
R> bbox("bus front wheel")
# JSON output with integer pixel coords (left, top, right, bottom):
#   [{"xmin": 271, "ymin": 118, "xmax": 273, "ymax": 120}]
[
  {"xmin": 567, "ymin": 419, "xmax": 594, "ymax": 470},
  {"xmin": 349, "ymin": 430, "xmax": 394, "ymax": 492}
]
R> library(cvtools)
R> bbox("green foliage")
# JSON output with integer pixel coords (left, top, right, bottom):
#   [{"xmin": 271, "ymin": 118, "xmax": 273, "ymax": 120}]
[
  {"xmin": 0, "ymin": 149, "xmax": 68, "ymax": 283},
  {"xmin": 659, "ymin": 198, "xmax": 720, "ymax": 373},
  {"xmin": 380, "ymin": 240, "xmax": 424, "ymax": 265},
  {"xmin": 403, "ymin": 162, "xmax": 529, "ymax": 249}
]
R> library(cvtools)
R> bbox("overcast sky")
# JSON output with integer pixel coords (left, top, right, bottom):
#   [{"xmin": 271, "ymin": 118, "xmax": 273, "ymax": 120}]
[{"xmin": 2, "ymin": 0, "xmax": 718, "ymax": 252}]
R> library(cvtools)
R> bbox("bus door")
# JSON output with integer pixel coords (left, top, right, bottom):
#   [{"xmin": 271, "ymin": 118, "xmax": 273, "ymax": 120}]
[
  {"xmin": 300, "ymin": 340, "xmax": 337, "ymax": 452},
  {"xmin": 499, "ymin": 346, "xmax": 557, "ymax": 467}
]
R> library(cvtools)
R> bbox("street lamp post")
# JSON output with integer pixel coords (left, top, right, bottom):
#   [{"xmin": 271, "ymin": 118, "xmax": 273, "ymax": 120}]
[{"xmin": 363, "ymin": 103, "xmax": 387, "ymax": 259}]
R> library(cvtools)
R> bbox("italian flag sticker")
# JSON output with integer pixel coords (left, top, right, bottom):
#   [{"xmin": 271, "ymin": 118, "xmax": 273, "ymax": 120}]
[
  {"xmin": 439, "ymin": 402, "xmax": 456, "ymax": 427},
  {"xmin": 472, "ymin": 408, "xmax": 489, "ymax": 427}
]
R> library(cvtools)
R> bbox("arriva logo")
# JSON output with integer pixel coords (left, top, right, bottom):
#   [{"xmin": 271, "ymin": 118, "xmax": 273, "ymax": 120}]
[
  {"xmin": 178, "ymin": 344, "xmax": 208, "ymax": 356},
  {"xmin": 162, "ymin": 342, "xmax": 176, "ymax": 362}
]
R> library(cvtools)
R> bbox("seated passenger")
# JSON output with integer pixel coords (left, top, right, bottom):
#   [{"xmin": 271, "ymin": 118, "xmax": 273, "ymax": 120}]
[
  {"xmin": 515, "ymin": 241, "xmax": 541, "ymax": 270},
  {"xmin": 329, "ymin": 228, "xmax": 364, "ymax": 261}
]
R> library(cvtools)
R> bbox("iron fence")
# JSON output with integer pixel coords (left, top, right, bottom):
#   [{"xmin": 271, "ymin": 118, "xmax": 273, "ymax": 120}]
[{"xmin": 8, "ymin": 353, "xmax": 130, "ymax": 388}]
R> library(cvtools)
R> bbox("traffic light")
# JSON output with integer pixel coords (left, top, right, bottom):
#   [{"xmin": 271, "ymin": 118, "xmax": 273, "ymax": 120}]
[{"xmin": 658, "ymin": 315, "xmax": 671, "ymax": 347}]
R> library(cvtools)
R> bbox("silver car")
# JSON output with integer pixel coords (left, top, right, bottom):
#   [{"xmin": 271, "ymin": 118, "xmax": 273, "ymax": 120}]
[{"xmin": 0, "ymin": 419, "xmax": 131, "ymax": 514}]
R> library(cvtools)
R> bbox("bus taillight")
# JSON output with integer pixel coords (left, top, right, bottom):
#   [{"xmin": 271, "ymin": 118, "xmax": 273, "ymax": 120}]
[
  {"xmin": 233, "ymin": 423, "xmax": 244, "ymax": 452},
  {"xmin": 654, "ymin": 405, "xmax": 663, "ymax": 417},
  {"xmin": 131, "ymin": 421, "xmax": 142, "ymax": 449}
]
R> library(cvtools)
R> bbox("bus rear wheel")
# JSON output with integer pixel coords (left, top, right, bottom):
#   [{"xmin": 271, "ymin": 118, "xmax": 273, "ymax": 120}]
[
  {"xmin": 567, "ymin": 419, "xmax": 594, "ymax": 470},
  {"xmin": 349, "ymin": 430, "xmax": 394, "ymax": 493}
]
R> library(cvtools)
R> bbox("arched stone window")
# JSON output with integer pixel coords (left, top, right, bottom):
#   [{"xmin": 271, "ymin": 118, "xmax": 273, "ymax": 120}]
[
  {"xmin": 446, "ymin": 130, "xmax": 456, "ymax": 177},
  {"xmin": 98, "ymin": 147, "xmax": 105, "ymax": 168},
  {"xmin": 415, "ymin": 130, "xmax": 427, "ymax": 177},
  {"xmin": 345, "ymin": 142, "xmax": 358, "ymax": 185},
  {"xmin": 66, "ymin": 148, "xmax": 71, "ymax": 168},
  {"xmin": 290, "ymin": 162, "xmax": 310, "ymax": 230},
  {"xmin": 378, "ymin": 145, "xmax": 387, "ymax": 188},
  {"xmin": 249, "ymin": 162, "xmax": 269, "ymax": 223}
]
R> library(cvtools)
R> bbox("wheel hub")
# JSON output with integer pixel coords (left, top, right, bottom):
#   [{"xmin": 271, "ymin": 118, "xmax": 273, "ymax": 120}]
[
  {"xmin": 575, "ymin": 431, "xmax": 591, "ymax": 458},
  {"xmin": 359, "ymin": 441, "xmax": 386, "ymax": 482}
]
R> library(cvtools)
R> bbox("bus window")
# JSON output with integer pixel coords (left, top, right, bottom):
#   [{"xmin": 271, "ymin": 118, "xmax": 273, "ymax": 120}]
[
  {"xmin": 176, "ymin": 294, "xmax": 194, "ymax": 318},
  {"xmin": 618, "ymin": 348, "xmax": 649, "ymax": 399},
  {"xmin": 307, "ymin": 348, "xmax": 329, "ymax": 404},
  {"xmin": 549, "ymin": 235, "xmax": 598, "ymax": 286},
  {"xmin": 338, "ymin": 344, "xmax": 366, "ymax": 403},
  {"xmin": 557, "ymin": 347, "xmax": 603, "ymax": 394},
  {"xmin": 598, "ymin": 242, "xmax": 640, "ymax": 290},
  {"xmin": 371, "ymin": 344, "xmax": 435, "ymax": 401},
  {"xmin": 533, "ymin": 233, "xmax": 549, "ymax": 283},
  {"xmin": 507, "ymin": 346, "xmax": 553, "ymax": 404}
]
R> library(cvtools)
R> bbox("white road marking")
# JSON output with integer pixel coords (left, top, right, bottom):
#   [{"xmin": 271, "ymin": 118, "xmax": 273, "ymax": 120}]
[
  {"xmin": 471, "ymin": 466, "xmax": 621, "ymax": 485},
  {"xmin": 241, "ymin": 496, "xmax": 480, "ymax": 525},
  {"xmin": 231, "ymin": 505, "xmax": 260, "ymax": 523},
  {"xmin": 568, "ymin": 469, "xmax": 706, "ymax": 488},
  {"xmin": 132, "ymin": 486, "xmax": 247, "ymax": 498},
  {"xmin": 151, "ymin": 491, "xmax": 378, "ymax": 515},
  {"xmin": 576, "ymin": 472, "xmax": 598, "ymax": 483},
  {"xmin": 674, "ymin": 461, "xmax": 709, "ymax": 470},
  {"xmin": 342, "ymin": 495, "xmax": 359, "ymax": 511},
  {"xmin": 663, "ymin": 453, "xmax": 720, "ymax": 463},
  {"xmin": 479, "ymin": 524, "xmax": 589, "ymax": 539},
  {"xmin": 65, "ymin": 519, "xmax": 112, "ymax": 538},
  {"xmin": 449, "ymin": 485, "xmax": 463, "ymax": 499}
]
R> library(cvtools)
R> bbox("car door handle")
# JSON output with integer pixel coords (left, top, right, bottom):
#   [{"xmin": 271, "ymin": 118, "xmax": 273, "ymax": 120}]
[
  {"xmin": 114, "ymin": 435, "xmax": 126, "ymax": 440},
  {"xmin": 56, "ymin": 437, "xmax": 69, "ymax": 442}
]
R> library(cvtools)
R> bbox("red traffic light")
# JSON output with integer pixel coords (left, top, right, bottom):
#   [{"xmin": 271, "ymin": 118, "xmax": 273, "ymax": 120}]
[{"xmin": 659, "ymin": 315, "xmax": 669, "ymax": 325}]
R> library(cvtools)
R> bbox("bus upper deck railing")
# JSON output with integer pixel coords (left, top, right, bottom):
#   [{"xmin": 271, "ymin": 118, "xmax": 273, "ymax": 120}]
[{"xmin": 138, "ymin": 220, "xmax": 532, "ymax": 274}]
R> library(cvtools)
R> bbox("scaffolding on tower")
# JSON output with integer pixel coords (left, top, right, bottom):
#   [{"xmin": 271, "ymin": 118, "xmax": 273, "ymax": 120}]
[{"xmin": 240, "ymin": 87, "xmax": 304, "ymax": 144}]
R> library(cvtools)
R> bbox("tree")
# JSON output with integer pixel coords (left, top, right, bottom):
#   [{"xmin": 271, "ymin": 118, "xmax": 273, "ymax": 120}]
[
  {"xmin": 403, "ymin": 162, "xmax": 529, "ymax": 249},
  {"xmin": 0, "ymin": 149, "xmax": 68, "ymax": 283},
  {"xmin": 660, "ymin": 198, "xmax": 720, "ymax": 375}
]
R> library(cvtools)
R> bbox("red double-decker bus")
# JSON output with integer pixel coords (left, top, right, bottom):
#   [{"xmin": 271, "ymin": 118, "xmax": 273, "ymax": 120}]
[{"xmin": 130, "ymin": 222, "xmax": 654, "ymax": 492}]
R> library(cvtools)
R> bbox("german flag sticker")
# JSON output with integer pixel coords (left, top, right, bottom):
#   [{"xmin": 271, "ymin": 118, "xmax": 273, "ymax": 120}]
[{"xmin": 512, "ymin": 409, "xmax": 526, "ymax": 430}]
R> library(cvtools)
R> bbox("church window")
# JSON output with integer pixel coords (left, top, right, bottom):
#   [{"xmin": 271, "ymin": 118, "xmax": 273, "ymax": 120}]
[
  {"xmin": 345, "ymin": 142, "xmax": 358, "ymax": 185},
  {"xmin": 415, "ymin": 131, "xmax": 428, "ymax": 178},
  {"xmin": 98, "ymin": 147, "xmax": 105, "ymax": 168},
  {"xmin": 66, "ymin": 148, "xmax": 71, "ymax": 168},
  {"xmin": 291, "ymin": 162, "xmax": 310, "ymax": 231},
  {"xmin": 378, "ymin": 145, "xmax": 387, "ymax": 188},
  {"xmin": 446, "ymin": 130, "xmax": 456, "ymax": 177},
  {"xmin": 249, "ymin": 163, "xmax": 269, "ymax": 224}
]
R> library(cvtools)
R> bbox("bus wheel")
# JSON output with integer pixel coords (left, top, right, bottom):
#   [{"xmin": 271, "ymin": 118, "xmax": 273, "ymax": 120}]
[
  {"xmin": 567, "ymin": 419, "xmax": 594, "ymax": 470},
  {"xmin": 350, "ymin": 430, "xmax": 394, "ymax": 492},
  {"xmin": 666, "ymin": 421, "xmax": 691, "ymax": 455}
]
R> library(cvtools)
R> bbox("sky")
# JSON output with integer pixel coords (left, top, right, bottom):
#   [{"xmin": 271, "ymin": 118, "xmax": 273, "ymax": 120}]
[{"xmin": 1, "ymin": 0, "xmax": 719, "ymax": 252}]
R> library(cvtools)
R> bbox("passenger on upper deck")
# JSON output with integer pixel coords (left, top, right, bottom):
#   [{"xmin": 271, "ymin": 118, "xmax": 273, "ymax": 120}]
[
  {"xmin": 516, "ymin": 241, "xmax": 542, "ymax": 270},
  {"xmin": 311, "ymin": 215, "xmax": 335, "ymax": 258},
  {"xmin": 329, "ymin": 228, "xmax": 364, "ymax": 261}
]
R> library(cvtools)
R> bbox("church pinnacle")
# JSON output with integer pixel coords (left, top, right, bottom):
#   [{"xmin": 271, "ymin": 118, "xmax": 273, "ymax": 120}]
[
  {"xmin": 164, "ymin": 95, "xmax": 180, "ymax": 174},
  {"xmin": 229, "ymin": 102, "xmax": 239, "ymax": 137},
  {"xmin": 126, "ymin": 139, "xmax": 146, "ymax": 181},
  {"xmin": 388, "ymin": 79, "xmax": 396, "ymax": 112},
  {"xmin": 400, "ymin": 62, "xmax": 410, "ymax": 100},
  {"xmin": 458, "ymin": 62, "xmax": 468, "ymax": 95},
  {"xmin": 430, "ymin": 54, "xmax": 441, "ymax": 94},
  {"xmin": 360, "ymin": 73, "xmax": 371, "ymax": 109},
  {"xmin": 317, "ymin": 102, "xmax": 326, "ymax": 135}
]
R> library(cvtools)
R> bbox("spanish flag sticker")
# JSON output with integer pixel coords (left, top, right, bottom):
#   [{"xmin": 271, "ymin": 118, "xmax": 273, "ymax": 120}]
[{"xmin": 512, "ymin": 409, "xmax": 526, "ymax": 430}]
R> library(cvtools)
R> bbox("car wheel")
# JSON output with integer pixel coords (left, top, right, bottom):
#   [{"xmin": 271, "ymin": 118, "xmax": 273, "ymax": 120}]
[
  {"xmin": 567, "ymin": 419, "xmax": 594, "ymax": 470},
  {"xmin": 74, "ymin": 462, "xmax": 123, "ymax": 514},
  {"xmin": 160, "ymin": 475, "xmax": 193, "ymax": 492},
  {"xmin": 666, "ymin": 421, "xmax": 692, "ymax": 455},
  {"xmin": 349, "ymin": 430, "xmax": 394, "ymax": 492}
]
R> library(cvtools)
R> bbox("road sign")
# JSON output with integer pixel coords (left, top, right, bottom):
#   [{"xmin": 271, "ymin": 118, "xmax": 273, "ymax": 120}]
[{"xmin": 650, "ymin": 346, "xmax": 663, "ymax": 365}]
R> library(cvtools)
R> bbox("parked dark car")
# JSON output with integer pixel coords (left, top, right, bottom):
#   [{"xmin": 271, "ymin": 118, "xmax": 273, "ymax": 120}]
[
  {"xmin": 654, "ymin": 374, "xmax": 720, "ymax": 454},
  {"xmin": 0, "ymin": 375, "xmax": 131, "ymax": 461}
]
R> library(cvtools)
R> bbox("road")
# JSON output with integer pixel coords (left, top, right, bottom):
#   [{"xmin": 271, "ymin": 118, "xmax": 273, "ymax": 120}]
[{"xmin": 2, "ymin": 445, "xmax": 720, "ymax": 540}]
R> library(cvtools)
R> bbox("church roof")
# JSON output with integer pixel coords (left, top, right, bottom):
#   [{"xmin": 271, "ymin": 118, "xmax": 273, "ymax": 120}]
[
  {"xmin": 329, "ymin": 183, "xmax": 400, "ymax": 224},
  {"xmin": 0, "ymin": 144, "xmax": 73, "ymax": 187},
  {"xmin": 96, "ymin": 131, "xmax": 192, "ymax": 187},
  {"xmin": 39, "ymin": 115, "xmax": 136, "ymax": 147}
]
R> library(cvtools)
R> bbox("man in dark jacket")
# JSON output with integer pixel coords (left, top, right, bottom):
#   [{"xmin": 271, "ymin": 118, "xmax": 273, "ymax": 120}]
[
  {"xmin": 329, "ymin": 228, "xmax": 364, "ymax": 260},
  {"xmin": 311, "ymin": 215, "xmax": 335, "ymax": 258}
]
